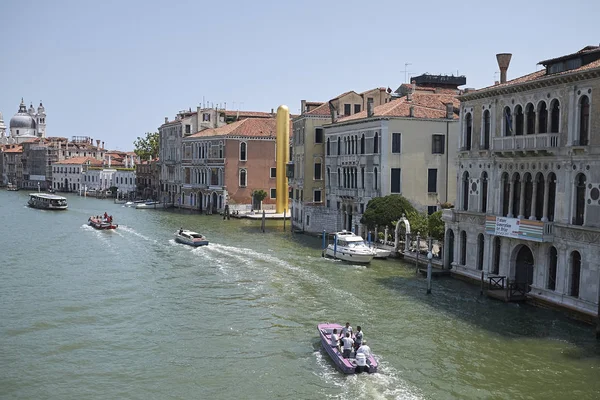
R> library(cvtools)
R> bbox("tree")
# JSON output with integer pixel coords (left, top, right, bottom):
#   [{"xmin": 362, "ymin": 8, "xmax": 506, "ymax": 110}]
[
  {"xmin": 361, "ymin": 195, "xmax": 417, "ymax": 230},
  {"xmin": 252, "ymin": 189, "xmax": 268, "ymax": 210},
  {"xmin": 407, "ymin": 211, "xmax": 429, "ymax": 237},
  {"xmin": 133, "ymin": 132, "xmax": 159, "ymax": 161},
  {"xmin": 428, "ymin": 210, "xmax": 445, "ymax": 241}
]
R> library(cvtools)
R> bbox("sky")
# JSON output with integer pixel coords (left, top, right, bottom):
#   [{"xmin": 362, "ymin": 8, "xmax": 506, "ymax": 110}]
[{"xmin": 1, "ymin": 0, "xmax": 599, "ymax": 150}]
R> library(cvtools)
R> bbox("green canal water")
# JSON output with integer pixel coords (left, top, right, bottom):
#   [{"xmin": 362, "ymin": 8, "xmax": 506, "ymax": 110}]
[{"xmin": 1, "ymin": 191, "xmax": 599, "ymax": 399}]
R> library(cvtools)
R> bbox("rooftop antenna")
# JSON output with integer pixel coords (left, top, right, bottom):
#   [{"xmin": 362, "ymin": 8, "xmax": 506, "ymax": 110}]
[{"xmin": 401, "ymin": 63, "xmax": 412, "ymax": 84}]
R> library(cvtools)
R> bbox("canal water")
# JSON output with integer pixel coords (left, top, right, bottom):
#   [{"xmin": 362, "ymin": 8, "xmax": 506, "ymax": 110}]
[{"xmin": 1, "ymin": 191, "xmax": 600, "ymax": 400}]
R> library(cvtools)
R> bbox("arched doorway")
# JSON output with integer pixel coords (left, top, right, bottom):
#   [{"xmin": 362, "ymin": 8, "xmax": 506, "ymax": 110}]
[
  {"xmin": 64, "ymin": 178, "xmax": 69, "ymax": 192},
  {"xmin": 211, "ymin": 192, "xmax": 218, "ymax": 213},
  {"xmin": 514, "ymin": 245, "xmax": 534, "ymax": 292}
]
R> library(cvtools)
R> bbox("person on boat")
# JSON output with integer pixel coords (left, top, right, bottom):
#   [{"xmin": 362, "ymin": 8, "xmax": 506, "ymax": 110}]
[
  {"xmin": 341, "ymin": 332, "xmax": 354, "ymax": 358},
  {"xmin": 355, "ymin": 340, "xmax": 371, "ymax": 357},
  {"xmin": 354, "ymin": 326, "xmax": 363, "ymax": 351},
  {"xmin": 330, "ymin": 328, "xmax": 341, "ymax": 351},
  {"xmin": 104, "ymin": 212, "xmax": 108, "ymax": 220},
  {"xmin": 178, "ymin": 228, "xmax": 183, "ymax": 235},
  {"xmin": 340, "ymin": 322, "xmax": 353, "ymax": 338},
  {"xmin": 108, "ymin": 215, "xmax": 113, "ymax": 223}
]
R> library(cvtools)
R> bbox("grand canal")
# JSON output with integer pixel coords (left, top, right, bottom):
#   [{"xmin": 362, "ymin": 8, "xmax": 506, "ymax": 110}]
[{"xmin": 1, "ymin": 191, "xmax": 600, "ymax": 399}]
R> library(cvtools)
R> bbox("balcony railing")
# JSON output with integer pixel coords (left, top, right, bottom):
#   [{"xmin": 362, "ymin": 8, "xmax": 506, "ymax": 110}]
[{"xmin": 492, "ymin": 133, "xmax": 559, "ymax": 153}]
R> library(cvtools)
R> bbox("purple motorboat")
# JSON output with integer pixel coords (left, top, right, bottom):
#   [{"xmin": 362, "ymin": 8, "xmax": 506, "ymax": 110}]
[{"xmin": 317, "ymin": 323, "xmax": 378, "ymax": 374}]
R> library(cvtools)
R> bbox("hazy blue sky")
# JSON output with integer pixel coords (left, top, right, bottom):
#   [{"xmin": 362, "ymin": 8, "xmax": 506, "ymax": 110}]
[{"xmin": 1, "ymin": 0, "xmax": 598, "ymax": 150}]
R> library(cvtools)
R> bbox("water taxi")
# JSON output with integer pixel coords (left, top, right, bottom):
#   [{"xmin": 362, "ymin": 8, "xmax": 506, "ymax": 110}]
[
  {"xmin": 28, "ymin": 193, "xmax": 68, "ymax": 210},
  {"xmin": 174, "ymin": 230, "xmax": 209, "ymax": 247},
  {"xmin": 323, "ymin": 231, "xmax": 376, "ymax": 264}
]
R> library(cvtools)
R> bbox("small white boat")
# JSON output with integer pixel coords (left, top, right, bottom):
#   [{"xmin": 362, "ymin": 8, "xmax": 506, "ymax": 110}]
[
  {"xmin": 28, "ymin": 193, "xmax": 68, "ymax": 210},
  {"xmin": 174, "ymin": 230, "xmax": 209, "ymax": 247},
  {"xmin": 125, "ymin": 199, "xmax": 150, "ymax": 207},
  {"xmin": 372, "ymin": 248, "xmax": 391, "ymax": 259},
  {"xmin": 6, "ymin": 183, "xmax": 18, "ymax": 191},
  {"xmin": 135, "ymin": 201, "xmax": 162, "ymax": 209},
  {"xmin": 324, "ymin": 231, "xmax": 376, "ymax": 264}
]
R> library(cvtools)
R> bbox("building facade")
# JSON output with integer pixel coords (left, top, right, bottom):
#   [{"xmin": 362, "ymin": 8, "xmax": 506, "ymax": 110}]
[
  {"xmin": 443, "ymin": 47, "xmax": 600, "ymax": 317},
  {"xmin": 1, "ymin": 99, "xmax": 46, "ymax": 144}
]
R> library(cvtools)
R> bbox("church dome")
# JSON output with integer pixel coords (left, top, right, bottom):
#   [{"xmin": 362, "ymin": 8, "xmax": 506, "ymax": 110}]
[{"xmin": 10, "ymin": 99, "xmax": 36, "ymax": 130}]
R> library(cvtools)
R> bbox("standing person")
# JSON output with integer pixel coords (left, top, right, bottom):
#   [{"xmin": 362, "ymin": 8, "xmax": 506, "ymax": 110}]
[
  {"xmin": 330, "ymin": 328, "xmax": 341, "ymax": 352},
  {"xmin": 356, "ymin": 340, "xmax": 371, "ymax": 357},
  {"xmin": 340, "ymin": 322, "xmax": 353, "ymax": 339},
  {"xmin": 354, "ymin": 326, "xmax": 363, "ymax": 351},
  {"xmin": 341, "ymin": 332, "xmax": 354, "ymax": 358}
]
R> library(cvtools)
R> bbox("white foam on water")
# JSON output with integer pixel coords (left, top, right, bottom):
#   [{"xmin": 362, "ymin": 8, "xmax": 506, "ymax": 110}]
[{"xmin": 117, "ymin": 225, "xmax": 155, "ymax": 243}]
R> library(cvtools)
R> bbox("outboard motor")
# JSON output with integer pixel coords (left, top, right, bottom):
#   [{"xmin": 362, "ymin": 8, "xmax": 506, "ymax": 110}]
[{"xmin": 355, "ymin": 353, "xmax": 368, "ymax": 373}]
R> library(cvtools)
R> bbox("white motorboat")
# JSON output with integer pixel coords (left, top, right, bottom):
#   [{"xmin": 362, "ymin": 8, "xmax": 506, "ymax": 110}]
[
  {"xmin": 125, "ymin": 199, "xmax": 151, "ymax": 207},
  {"xmin": 135, "ymin": 201, "xmax": 162, "ymax": 209},
  {"xmin": 324, "ymin": 230, "xmax": 376, "ymax": 264},
  {"xmin": 372, "ymin": 248, "xmax": 391, "ymax": 259},
  {"xmin": 174, "ymin": 230, "xmax": 209, "ymax": 247}
]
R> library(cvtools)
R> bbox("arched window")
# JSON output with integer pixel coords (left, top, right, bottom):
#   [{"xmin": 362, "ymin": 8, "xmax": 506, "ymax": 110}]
[
  {"xmin": 219, "ymin": 142, "xmax": 223, "ymax": 158},
  {"xmin": 361, "ymin": 167, "xmax": 365, "ymax": 189},
  {"xmin": 373, "ymin": 167, "xmax": 378, "ymax": 190},
  {"xmin": 547, "ymin": 246, "xmax": 557, "ymax": 291},
  {"xmin": 374, "ymin": 132, "xmax": 379, "ymax": 154},
  {"xmin": 465, "ymin": 113, "xmax": 472, "ymax": 149},
  {"xmin": 337, "ymin": 137, "xmax": 341, "ymax": 155},
  {"xmin": 515, "ymin": 105, "xmax": 524, "ymax": 136},
  {"xmin": 570, "ymin": 251, "xmax": 581, "ymax": 297},
  {"xmin": 481, "ymin": 171, "xmax": 488, "ymax": 213},
  {"xmin": 579, "ymin": 96, "xmax": 590, "ymax": 145},
  {"xmin": 537, "ymin": 101, "xmax": 548, "ymax": 133},
  {"xmin": 327, "ymin": 167, "xmax": 331, "ymax": 187},
  {"xmin": 460, "ymin": 231, "xmax": 467, "ymax": 266},
  {"xmin": 550, "ymin": 99, "xmax": 560, "ymax": 133},
  {"xmin": 512, "ymin": 173, "xmax": 521, "ymax": 218},
  {"xmin": 547, "ymin": 172, "xmax": 557, "ymax": 222},
  {"xmin": 337, "ymin": 168, "xmax": 341, "ymax": 187},
  {"xmin": 525, "ymin": 103, "xmax": 535, "ymax": 135},
  {"xmin": 523, "ymin": 173, "xmax": 533, "ymax": 219},
  {"xmin": 482, "ymin": 110, "xmax": 490, "ymax": 150},
  {"xmin": 502, "ymin": 172, "xmax": 510, "ymax": 217},
  {"xmin": 360, "ymin": 134, "xmax": 365, "ymax": 154},
  {"xmin": 462, "ymin": 172, "xmax": 469, "ymax": 211},
  {"xmin": 503, "ymin": 107, "xmax": 512, "ymax": 136},
  {"xmin": 477, "ymin": 234, "xmax": 484, "ymax": 270},
  {"xmin": 574, "ymin": 173, "xmax": 586, "ymax": 226},
  {"xmin": 493, "ymin": 237, "xmax": 501, "ymax": 275},
  {"xmin": 239, "ymin": 168, "xmax": 247, "ymax": 187},
  {"xmin": 326, "ymin": 138, "xmax": 331, "ymax": 156},
  {"xmin": 239, "ymin": 142, "xmax": 247, "ymax": 161},
  {"xmin": 534, "ymin": 173, "xmax": 545, "ymax": 220},
  {"xmin": 351, "ymin": 136, "xmax": 356, "ymax": 154}
]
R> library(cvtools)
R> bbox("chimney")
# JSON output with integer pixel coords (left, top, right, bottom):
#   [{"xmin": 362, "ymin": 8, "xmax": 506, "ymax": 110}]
[
  {"xmin": 496, "ymin": 53, "xmax": 512, "ymax": 84},
  {"xmin": 409, "ymin": 105, "xmax": 415, "ymax": 117},
  {"xmin": 407, "ymin": 80, "xmax": 416, "ymax": 101},
  {"xmin": 165, "ymin": 117, "xmax": 168, "ymax": 123},
  {"xmin": 108, "ymin": 155, "xmax": 111, "ymax": 167},
  {"xmin": 301, "ymin": 100, "xmax": 306, "ymax": 114},
  {"xmin": 102, "ymin": 141, "xmax": 105, "ymax": 150},
  {"xmin": 367, "ymin": 98, "xmax": 374, "ymax": 118},
  {"xmin": 96, "ymin": 139, "xmax": 100, "ymax": 148},
  {"xmin": 271, "ymin": 108, "xmax": 274, "ymax": 115},
  {"xmin": 446, "ymin": 103, "xmax": 454, "ymax": 119},
  {"xmin": 328, "ymin": 101, "xmax": 338, "ymax": 123}
]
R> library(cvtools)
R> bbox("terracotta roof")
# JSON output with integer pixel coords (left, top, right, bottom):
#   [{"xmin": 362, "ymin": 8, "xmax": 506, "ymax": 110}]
[
  {"xmin": 188, "ymin": 118, "xmax": 279, "ymax": 138},
  {"xmin": 3, "ymin": 146, "xmax": 23, "ymax": 153},
  {"xmin": 223, "ymin": 110, "xmax": 274, "ymax": 118},
  {"xmin": 338, "ymin": 92, "xmax": 459, "ymax": 122},
  {"xmin": 305, "ymin": 102, "xmax": 332, "ymax": 116},
  {"xmin": 54, "ymin": 156, "xmax": 103, "ymax": 166}
]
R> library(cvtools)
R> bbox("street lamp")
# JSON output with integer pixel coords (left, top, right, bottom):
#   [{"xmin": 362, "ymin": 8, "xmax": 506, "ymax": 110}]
[
  {"xmin": 426, "ymin": 250, "xmax": 433, "ymax": 294},
  {"xmin": 37, "ymin": 182, "xmax": 40, "ymax": 193}
]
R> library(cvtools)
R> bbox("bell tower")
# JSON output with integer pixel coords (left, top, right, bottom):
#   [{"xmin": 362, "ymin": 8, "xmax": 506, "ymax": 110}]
[{"xmin": 37, "ymin": 101, "xmax": 46, "ymax": 138}]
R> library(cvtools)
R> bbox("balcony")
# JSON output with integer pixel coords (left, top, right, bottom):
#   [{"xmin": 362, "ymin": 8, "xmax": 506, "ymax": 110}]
[
  {"xmin": 339, "ymin": 155, "xmax": 359, "ymax": 165},
  {"xmin": 441, "ymin": 208, "xmax": 455, "ymax": 223},
  {"xmin": 492, "ymin": 133, "xmax": 559, "ymax": 155}
]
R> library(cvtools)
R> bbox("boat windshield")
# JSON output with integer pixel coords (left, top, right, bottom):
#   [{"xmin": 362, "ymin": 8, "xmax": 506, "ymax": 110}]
[
  {"xmin": 190, "ymin": 233, "xmax": 204, "ymax": 239},
  {"xmin": 347, "ymin": 241, "xmax": 366, "ymax": 248}
]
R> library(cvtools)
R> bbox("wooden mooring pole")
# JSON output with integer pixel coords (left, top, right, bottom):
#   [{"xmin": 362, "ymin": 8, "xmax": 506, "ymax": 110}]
[
  {"xmin": 480, "ymin": 270, "xmax": 484, "ymax": 296},
  {"xmin": 261, "ymin": 210, "xmax": 266, "ymax": 233},
  {"xmin": 283, "ymin": 209, "xmax": 286, "ymax": 231}
]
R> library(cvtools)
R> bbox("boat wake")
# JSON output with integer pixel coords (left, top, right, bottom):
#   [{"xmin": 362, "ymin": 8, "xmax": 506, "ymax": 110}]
[
  {"xmin": 117, "ymin": 225, "xmax": 157, "ymax": 243},
  {"xmin": 313, "ymin": 350, "xmax": 423, "ymax": 400}
]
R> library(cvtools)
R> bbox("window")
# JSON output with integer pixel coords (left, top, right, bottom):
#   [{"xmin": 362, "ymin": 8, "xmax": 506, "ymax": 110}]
[
  {"xmin": 354, "ymin": 104, "xmax": 361, "ymax": 114},
  {"xmin": 391, "ymin": 168, "xmax": 401, "ymax": 193},
  {"xmin": 270, "ymin": 167, "xmax": 276, "ymax": 178},
  {"xmin": 427, "ymin": 169, "xmax": 437, "ymax": 193},
  {"xmin": 326, "ymin": 138, "xmax": 331, "ymax": 155},
  {"xmin": 515, "ymin": 105, "xmax": 524, "ymax": 136},
  {"xmin": 270, "ymin": 188, "xmax": 276, "ymax": 199},
  {"xmin": 306, "ymin": 215, "xmax": 310, "ymax": 226},
  {"xmin": 240, "ymin": 142, "xmax": 247, "ymax": 161},
  {"xmin": 579, "ymin": 96, "xmax": 590, "ymax": 145},
  {"xmin": 477, "ymin": 234, "xmax": 484, "ymax": 270},
  {"xmin": 373, "ymin": 132, "xmax": 379, "ymax": 154},
  {"xmin": 360, "ymin": 203, "xmax": 364, "ymax": 214},
  {"xmin": 493, "ymin": 237, "xmax": 501, "ymax": 275},
  {"xmin": 185, "ymin": 124, "xmax": 191, "ymax": 134},
  {"xmin": 313, "ymin": 189, "xmax": 322, "ymax": 203},
  {"xmin": 344, "ymin": 104, "xmax": 351, "ymax": 116},
  {"xmin": 526, "ymin": 103, "xmax": 535, "ymax": 134},
  {"xmin": 550, "ymin": 99, "xmax": 560, "ymax": 133},
  {"xmin": 460, "ymin": 231, "xmax": 467, "ymax": 265},
  {"xmin": 392, "ymin": 133, "xmax": 402, "ymax": 153},
  {"xmin": 462, "ymin": 172, "xmax": 470, "ymax": 211},
  {"xmin": 465, "ymin": 113, "xmax": 472, "ymax": 149},
  {"xmin": 482, "ymin": 110, "xmax": 490, "ymax": 149},
  {"xmin": 337, "ymin": 137, "xmax": 341, "ymax": 155},
  {"xmin": 547, "ymin": 247, "xmax": 557, "ymax": 291},
  {"xmin": 203, "ymin": 113, "xmax": 211, "ymax": 122},
  {"xmin": 538, "ymin": 101, "xmax": 548, "ymax": 133},
  {"xmin": 503, "ymin": 107, "xmax": 512, "ymax": 136},
  {"xmin": 432, "ymin": 134, "xmax": 445, "ymax": 154},
  {"xmin": 327, "ymin": 199, "xmax": 330, "ymax": 208},
  {"xmin": 327, "ymin": 167, "xmax": 331, "ymax": 185},
  {"xmin": 239, "ymin": 169, "xmax": 247, "ymax": 187},
  {"xmin": 373, "ymin": 167, "xmax": 378, "ymax": 190},
  {"xmin": 360, "ymin": 134, "xmax": 365, "ymax": 154},
  {"xmin": 427, "ymin": 206, "xmax": 437, "ymax": 215},
  {"xmin": 481, "ymin": 171, "xmax": 488, "ymax": 213},
  {"xmin": 574, "ymin": 173, "xmax": 586, "ymax": 225},
  {"xmin": 367, "ymin": 97, "xmax": 373, "ymax": 104},
  {"xmin": 315, "ymin": 128, "xmax": 323, "ymax": 144},
  {"xmin": 314, "ymin": 161, "xmax": 322, "ymax": 180},
  {"xmin": 570, "ymin": 251, "xmax": 581, "ymax": 297}
]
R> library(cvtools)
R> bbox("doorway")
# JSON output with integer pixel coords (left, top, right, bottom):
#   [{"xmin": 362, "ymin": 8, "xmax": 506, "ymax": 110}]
[{"xmin": 514, "ymin": 245, "xmax": 534, "ymax": 293}]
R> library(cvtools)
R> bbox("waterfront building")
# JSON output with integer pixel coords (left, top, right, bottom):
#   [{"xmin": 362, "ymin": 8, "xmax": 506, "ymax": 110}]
[
  {"xmin": 136, "ymin": 159, "xmax": 160, "ymax": 200},
  {"xmin": 290, "ymin": 88, "xmax": 391, "ymax": 233},
  {"xmin": 181, "ymin": 117, "xmax": 283, "ymax": 212},
  {"xmin": 52, "ymin": 157, "xmax": 102, "ymax": 192},
  {"xmin": 1, "ymin": 99, "xmax": 46, "ymax": 145},
  {"xmin": 2, "ymin": 144, "xmax": 23, "ymax": 186},
  {"xmin": 443, "ymin": 47, "xmax": 600, "ymax": 317}
]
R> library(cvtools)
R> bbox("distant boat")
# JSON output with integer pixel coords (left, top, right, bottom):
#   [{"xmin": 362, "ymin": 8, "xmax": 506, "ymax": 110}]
[
  {"xmin": 28, "ymin": 193, "xmax": 68, "ymax": 210},
  {"xmin": 372, "ymin": 248, "xmax": 391, "ymax": 259},
  {"xmin": 323, "ymin": 231, "xmax": 376, "ymax": 264},
  {"xmin": 6, "ymin": 183, "xmax": 18, "ymax": 191},
  {"xmin": 317, "ymin": 323, "xmax": 378, "ymax": 374},
  {"xmin": 174, "ymin": 230, "xmax": 209, "ymax": 247},
  {"xmin": 135, "ymin": 201, "xmax": 161, "ymax": 209},
  {"xmin": 88, "ymin": 216, "xmax": 118, "ymax": 230}
]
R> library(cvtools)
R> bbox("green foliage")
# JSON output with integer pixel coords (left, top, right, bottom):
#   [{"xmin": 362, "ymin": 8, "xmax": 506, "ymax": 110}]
[
  {"xmin": 133, "ymin": 132, "xmax": 159, "ymax": 161},
  {"xmin": 428, "ymin": 210, "xmax": 445, "ymax": 241},
  {"xmin": 407, "ymin": 211, "xmax": 429, "ymax": 237},
  {"xmin": 252, "ymin": 189, "xmax": 268, "ymax": 203},
  {"xmin": 360, "ymin": 195, "xmax": 417, "ymax": 230}
]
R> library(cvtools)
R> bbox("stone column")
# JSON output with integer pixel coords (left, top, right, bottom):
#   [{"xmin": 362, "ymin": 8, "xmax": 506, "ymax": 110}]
[
  {"xmin": 518, "ymin": 179, "xmax": 526, "ymax": 219},
  {"xmin": 530, "ymin": 179, "xmax": 538, "ymax": 220},
  {"xmin": 541, "ymin": 177, "xmax": 550, "ymax": 222},
  {"xmin": 507, "ymin": 180, "xmax": 515, "ymax": 218}
]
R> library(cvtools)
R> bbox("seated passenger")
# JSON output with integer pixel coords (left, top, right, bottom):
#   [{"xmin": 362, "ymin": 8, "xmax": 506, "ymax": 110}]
[
  {"xmin": 342, "ymin": 332, "xmax": 354, "ymax": 358},
  {"xmin": 356, "ymin": 340, "xmax": 371, "ymax": 357}
]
